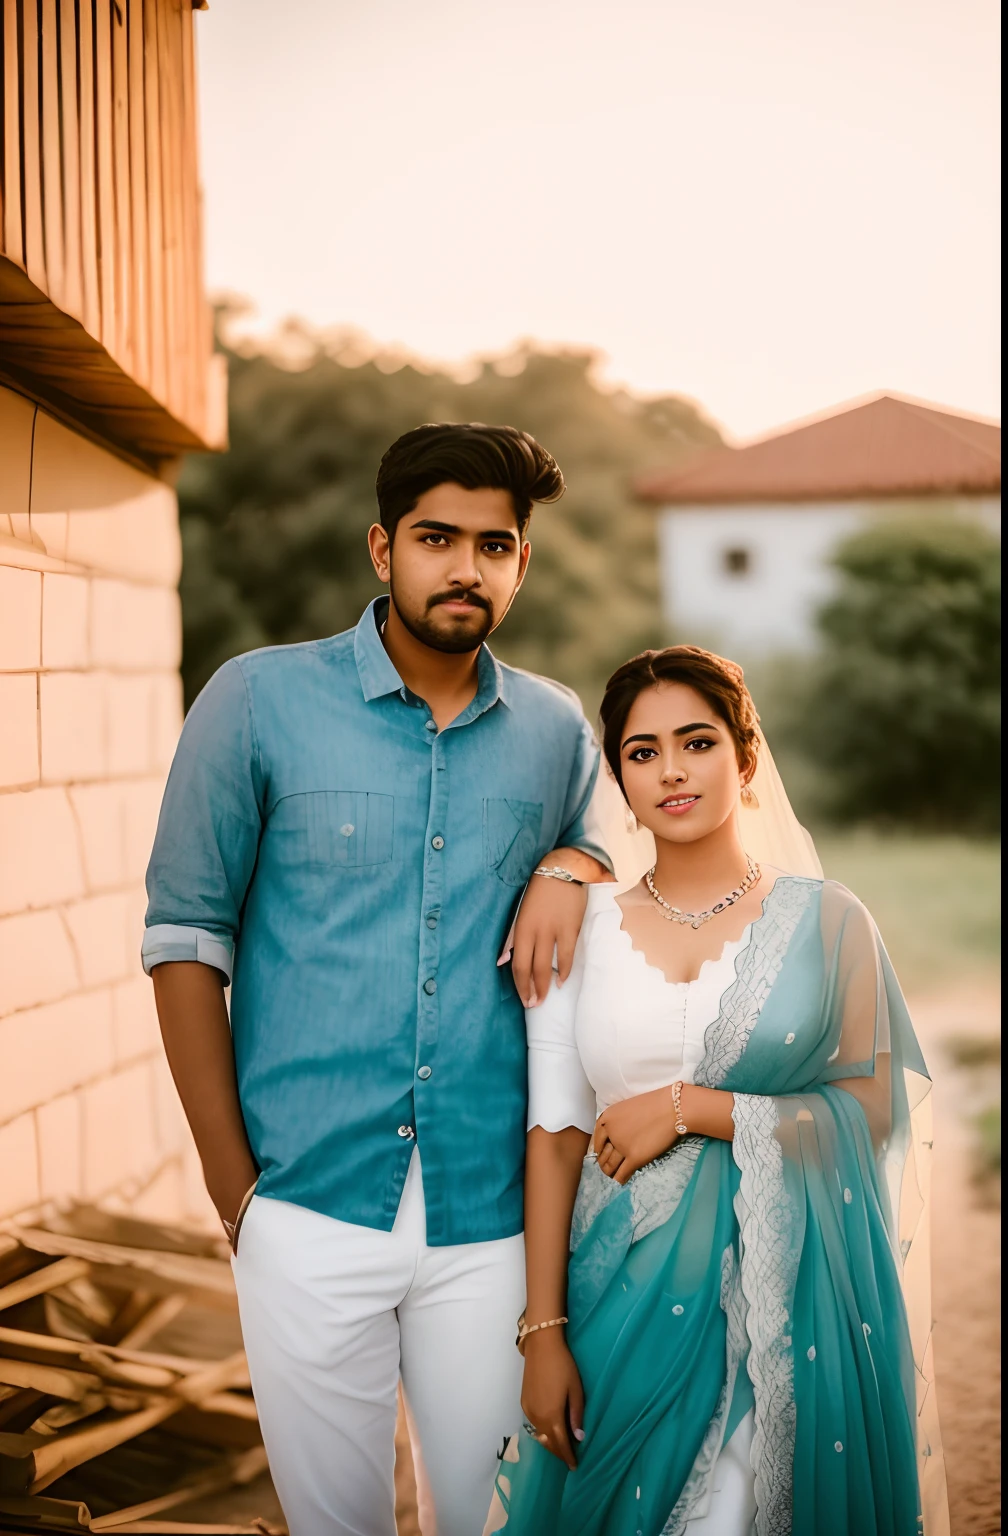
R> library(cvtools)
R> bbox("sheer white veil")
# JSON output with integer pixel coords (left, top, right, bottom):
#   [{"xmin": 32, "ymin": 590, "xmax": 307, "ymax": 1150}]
[{"xmin": 589, "ymin": 727, "xmax": 823, "ymax": 885}]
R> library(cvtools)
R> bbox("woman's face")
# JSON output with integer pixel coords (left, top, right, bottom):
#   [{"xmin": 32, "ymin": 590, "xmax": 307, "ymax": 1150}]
[{"xmin": 619, "ymin": 682, "xmax": 746, "ymax": 846}]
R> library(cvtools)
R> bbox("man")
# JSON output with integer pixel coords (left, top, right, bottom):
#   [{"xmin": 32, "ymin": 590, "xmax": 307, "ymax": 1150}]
[{"xmin": 143, "ymin": 423, "xmax": 611, "ymax": 1535}]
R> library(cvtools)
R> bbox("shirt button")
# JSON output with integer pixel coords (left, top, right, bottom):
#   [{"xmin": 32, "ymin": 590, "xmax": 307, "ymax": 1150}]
[
  {"xmin": 431, "ymin": 835, "xmax": 445, "ymax": 850},
  {"xmin": 424, "ymin": 719, "xmax": 437, "ymax": 732},
  {"xmin": 397, "ymin": 1125, "xmax": 415, "ymax": 1139},
  {"xmin": 426, "ymin": 914, "xmax": 438, "ymax": 929},
  {"xmin": 423, "ymin": 978, "xmax": 437, "ymax": 996},
  {"xmin": 417, "ymin": 1066, "xmax": 432, "ymax": 1080}
]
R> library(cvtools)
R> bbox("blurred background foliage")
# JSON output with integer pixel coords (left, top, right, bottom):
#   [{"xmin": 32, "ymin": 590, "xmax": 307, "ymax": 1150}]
[
  {"xmin": 177, "ymin": 318, "xmax": 721, "ymax": 711},
  {"xmin": 756, "ymin": 518, "xmax": 1001, "ymax": 834},
  {"xmin": 178, "ymin": 323, "xmax": 1000, "ymax": 849}
]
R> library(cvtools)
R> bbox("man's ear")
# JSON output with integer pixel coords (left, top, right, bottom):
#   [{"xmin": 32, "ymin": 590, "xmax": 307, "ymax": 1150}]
[
  {"xmin": 514, "ymin": 537, "xmax": 532, "ymax": 592},
  {"xmin": 368, "ymin": 523, "xmax": 392, "ymax": 584}
]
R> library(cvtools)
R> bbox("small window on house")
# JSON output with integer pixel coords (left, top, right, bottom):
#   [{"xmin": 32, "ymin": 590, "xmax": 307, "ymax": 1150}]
[{"xmin": 722, "ymin": 547, "xmax": 751, "ymax": 576}]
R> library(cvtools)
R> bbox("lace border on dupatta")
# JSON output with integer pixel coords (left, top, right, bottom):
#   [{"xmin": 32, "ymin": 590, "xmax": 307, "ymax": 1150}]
[
  {"xmin": 693, "ymin": 876, "xmax": 816, "ymax": 1093},
  {"xmin": 687, "ymin": 876, "xmax": 814, "ymax": 1536},
  {"xmin": 732, "ymin": 1093, "xmax": 798, "ymax": 1536},
  {"xmin": 661, "ymin": 1242, "xmax": 749, "ymax": 1536}
]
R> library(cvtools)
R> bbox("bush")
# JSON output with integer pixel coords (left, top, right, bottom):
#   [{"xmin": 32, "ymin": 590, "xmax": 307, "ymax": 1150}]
[{"xmin": 796, "ymin": 518, "xmax": 1001, "ymax": 830}]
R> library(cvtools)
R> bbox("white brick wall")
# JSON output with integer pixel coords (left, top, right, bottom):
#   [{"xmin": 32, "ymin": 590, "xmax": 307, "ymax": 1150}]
[{"xmin": 0, "ymin": 382, "xmax": 214, "ymax": 1228}]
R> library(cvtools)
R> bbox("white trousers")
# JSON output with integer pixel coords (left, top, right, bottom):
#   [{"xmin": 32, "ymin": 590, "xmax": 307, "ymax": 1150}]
[{"xmin": 232, "ymin": 1152, "xmax": 525, "ymax": 1536}]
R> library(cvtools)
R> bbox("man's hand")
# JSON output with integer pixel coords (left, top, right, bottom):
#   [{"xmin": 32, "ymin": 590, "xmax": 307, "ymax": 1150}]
[
  {"xmin": 151, "ymin": 962, "xmax": 259, "ymax": 1239},
  {"xmin": 593, "ymin": 1087, "xmax": 679, "ymax": 1185},
  {"xmin": 510, "ymin": 848, "xmax": 608, "ymax": 1008}
]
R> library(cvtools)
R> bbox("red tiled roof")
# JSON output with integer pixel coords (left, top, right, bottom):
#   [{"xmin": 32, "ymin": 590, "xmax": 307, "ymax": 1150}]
[{"xmin": 635, "ymin": 394, "xmax": 1001, "ymax": 505}]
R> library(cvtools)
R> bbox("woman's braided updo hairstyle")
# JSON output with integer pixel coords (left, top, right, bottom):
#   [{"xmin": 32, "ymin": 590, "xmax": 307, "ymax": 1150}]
[{"xmin": 599, "ymin": 645, "xmax": 760, "ymax": 796}]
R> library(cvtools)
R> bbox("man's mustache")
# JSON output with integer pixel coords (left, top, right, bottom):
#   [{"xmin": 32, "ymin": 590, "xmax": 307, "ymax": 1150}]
[{"xmin": 426, "ymin": 590, "xmax": 492, "ymax": 614}]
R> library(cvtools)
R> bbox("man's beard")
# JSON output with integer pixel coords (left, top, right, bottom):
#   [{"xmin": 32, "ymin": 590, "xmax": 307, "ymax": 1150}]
[{"xmin": 390, "ymin": 578, "xmax": 496, "ymax": 655}]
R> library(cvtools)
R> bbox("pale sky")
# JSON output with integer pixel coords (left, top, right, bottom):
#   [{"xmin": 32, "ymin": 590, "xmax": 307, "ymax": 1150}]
[{"xmin": 195, "ymin": 0, "xmax": 1000, "ymax": 440}]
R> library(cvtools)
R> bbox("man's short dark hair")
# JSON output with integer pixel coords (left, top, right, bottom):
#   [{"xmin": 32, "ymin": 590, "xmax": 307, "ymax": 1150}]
[{"xmin": 376, "ymin": 423, "xmax": 564, "ymax": 539}]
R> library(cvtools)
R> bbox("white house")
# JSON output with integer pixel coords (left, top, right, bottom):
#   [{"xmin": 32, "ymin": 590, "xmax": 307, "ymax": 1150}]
[{"xmin": 636, "ymin": 393, "xmax": 1001, "ymax": 657}]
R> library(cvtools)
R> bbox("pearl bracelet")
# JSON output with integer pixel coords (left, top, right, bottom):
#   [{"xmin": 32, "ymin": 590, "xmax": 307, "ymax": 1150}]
[
  {"xmin": 516, "ymin": 1311, "xmax": 568, "ymax": 1355},
  {"xmin": 671, "ymin": 1080, "xmax": 689, "ymax": 1137}
]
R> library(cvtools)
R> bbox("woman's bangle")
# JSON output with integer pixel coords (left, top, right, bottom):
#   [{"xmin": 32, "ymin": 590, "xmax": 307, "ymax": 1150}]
[
  {"xmin": 516, "ymin": 1311, "xmax": 568, "ymax": 1355},
  {"xmin": 671, "ymin": 1080, "xmax": 689, "ymax": 1137},
  {"xmin": 532, "ymin": 865, "xmax": 584, "ymax": 885}
]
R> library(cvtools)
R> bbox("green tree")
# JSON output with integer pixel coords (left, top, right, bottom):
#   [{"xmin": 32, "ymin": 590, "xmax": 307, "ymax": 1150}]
[
  {"xmin": 177, "ymin": 329, "xmax": 720, "ymax": 710},
  {"xmin": 797, "ymin": 519, "xmax": 1001, "ymax": 829}
]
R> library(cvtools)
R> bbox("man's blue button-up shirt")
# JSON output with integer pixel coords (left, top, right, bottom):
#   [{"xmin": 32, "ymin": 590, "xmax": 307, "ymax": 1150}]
[{"xmin": 142, "ymin": 599, "xmax": 608, "ymax": 1245}]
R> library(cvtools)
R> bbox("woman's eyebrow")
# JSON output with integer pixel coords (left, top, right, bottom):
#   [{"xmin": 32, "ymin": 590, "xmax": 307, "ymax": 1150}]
[{"xmin": 622, "ymin": 722, "xmax": 718, "ymax": 749}]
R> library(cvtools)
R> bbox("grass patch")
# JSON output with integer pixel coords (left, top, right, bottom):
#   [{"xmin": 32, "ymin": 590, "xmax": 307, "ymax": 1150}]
[
  {"xmin": 812, "ymin": 830, "xmax": 1000, "ymax": 994},
  {"xmin": 945, "ymin": 1036, "xmax": 1002, "ymax": 1069},
  {"xmin": 971, "ymin": 1105, "xmax": 1001, "ymax": 1197}
]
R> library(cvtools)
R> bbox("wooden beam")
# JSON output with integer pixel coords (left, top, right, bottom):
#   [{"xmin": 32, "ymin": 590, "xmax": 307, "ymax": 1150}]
[
  {"xmin": 127, "ymin": 0, "xmax": 150, "ymax": 387},
  {"xmin": 87, "ymin": 1446, "xmax": 269, "ymax": 1531},
  {"xmin": 111, "ymin": 0, "xmax": 133, "ymax": 373},
  {"xmin": 28, "ymin": 1350, "xmax": 251, "ymax": 1491},
  {"xmin": 0, "ymin": 1357, "xmax": 105, "ymax": 1402},
  {"xmin": 0, "ymin": 1256, "xmax": 91, "ymax": 1312},
  {"xmin": 21, "ymin": 0, "xmax": 49, "ymax": 290},
  {"xmin": 40, "ymin": 0, "xmax": 66, "ymax": 305},
  {"xmin": 94, "ymin": 0, "xmax": 117, "ymax": 357},
  {"xmin": 2, "ymin": 1, "xmax": 25, "ymax": 263},
  {"xmin": 58, "ymin": 0, "xmax": 84, "ymax": 321},
  {"xmin": 78, "ymin": 0, "xmax": 102, "ymax": 336}
]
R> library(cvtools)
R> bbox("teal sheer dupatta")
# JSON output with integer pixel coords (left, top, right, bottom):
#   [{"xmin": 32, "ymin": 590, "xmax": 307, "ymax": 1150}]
[{"xmin": 486, "ymin": 877, "xmax": 948, "ymax": 1536}]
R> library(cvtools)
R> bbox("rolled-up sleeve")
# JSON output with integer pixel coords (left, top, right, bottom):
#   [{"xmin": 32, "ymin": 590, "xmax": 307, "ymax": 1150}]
[
  {"xmin": 557, "ymin": 713, "xmax": 612, "ymax": 873},
  {"xmin": 527, "ymin": 942, "xmax": 597, "ymax": 1134},
  {"xmin": 142, "ymin": 659, "xmax": 264, "ymax": 980}
]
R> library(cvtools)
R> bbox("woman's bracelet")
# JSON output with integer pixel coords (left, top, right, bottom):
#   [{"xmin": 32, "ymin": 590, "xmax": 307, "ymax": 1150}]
[
  {"xmin": 516, "ymin": 1311, "xmax": 568, "ymax": 1355},
  {"xmin": 532, "ymin": 865, "xmax": 584, "ymax": 885},
  {"xmin": 671, "ymin": 1080, "xmax": 689, "ymax": 1137}
]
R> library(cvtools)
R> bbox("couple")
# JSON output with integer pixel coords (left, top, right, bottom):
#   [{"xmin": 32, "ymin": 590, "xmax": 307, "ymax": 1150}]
[{"xmin": 143, "ymin": 424, "xmax": 943, "ymax": 1536}]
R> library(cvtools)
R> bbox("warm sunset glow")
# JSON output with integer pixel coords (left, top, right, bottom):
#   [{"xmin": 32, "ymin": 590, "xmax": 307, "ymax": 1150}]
[{"xmin": 196, "ymin": 0, "xmax": 999, "ymax": 437}]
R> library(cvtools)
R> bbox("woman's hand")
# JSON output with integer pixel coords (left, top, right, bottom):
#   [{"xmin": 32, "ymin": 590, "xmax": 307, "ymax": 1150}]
[
  {"xmin": 520, "ymin": 1330, "xmax": 585, "ymax": 1470},
  {"xmin": 593, "ymin": 1087, "xmax": 679, "ymax": 1184}
]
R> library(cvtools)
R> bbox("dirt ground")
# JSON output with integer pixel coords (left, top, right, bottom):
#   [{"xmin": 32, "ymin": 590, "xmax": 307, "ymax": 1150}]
[
  {"xmin": 912, "ymin": 985, "xmax": 1002, "ymax": 1536},
  {"xmin": 393, "ymin": 984, "xmax": 1001, "ymax": 1536}
]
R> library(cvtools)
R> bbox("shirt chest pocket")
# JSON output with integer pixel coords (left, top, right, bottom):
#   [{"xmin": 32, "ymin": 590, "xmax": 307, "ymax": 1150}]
[
  {"xmin": 483, "ymin": 797, "xmax": 544, "ymax": 887},
  {"xmin": 270, "ymin": 791, "xmax": 395, "ymax": 868}
]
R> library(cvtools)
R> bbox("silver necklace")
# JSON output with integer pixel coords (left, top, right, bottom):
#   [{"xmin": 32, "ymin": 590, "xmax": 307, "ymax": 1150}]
[{"xmin": 645, "ymin": 856, "xmax": 761, "ymax": 929}]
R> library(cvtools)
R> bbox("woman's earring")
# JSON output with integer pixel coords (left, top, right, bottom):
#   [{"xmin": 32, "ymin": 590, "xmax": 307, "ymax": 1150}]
[
  {"xmin": 740, "ymin": 784, "xmax": 759, "ymax": 809},
  {"xmin": 624, "ymin": 804, "xmax": 639, "ymax": 835}
]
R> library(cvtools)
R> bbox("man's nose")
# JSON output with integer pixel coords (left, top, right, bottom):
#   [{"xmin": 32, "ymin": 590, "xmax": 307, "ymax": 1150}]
[{"xmin": 448, "ymin": 542, "xmax": 482, "ymax": 587}]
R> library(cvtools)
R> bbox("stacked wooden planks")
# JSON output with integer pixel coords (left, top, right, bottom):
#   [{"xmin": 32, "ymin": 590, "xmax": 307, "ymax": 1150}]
[
  {"xmin": 0, "ymin": 1204, "xmax": 283, "ymax": 1534},
  {"xmin": 0, "ymin": 0, "xmax": 225, "ymax": 467}
]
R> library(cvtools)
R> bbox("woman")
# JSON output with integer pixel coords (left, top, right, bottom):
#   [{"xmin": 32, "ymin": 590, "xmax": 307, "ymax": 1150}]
[{"xmin": 486, "ymin": 646, "xmax": 947, "ymax": 1536}]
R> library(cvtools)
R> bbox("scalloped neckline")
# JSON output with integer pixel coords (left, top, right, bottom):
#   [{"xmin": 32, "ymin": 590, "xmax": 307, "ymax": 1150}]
[{"xmin": 603, "ymin": 876, "xmax": 789, "ymax": 989}]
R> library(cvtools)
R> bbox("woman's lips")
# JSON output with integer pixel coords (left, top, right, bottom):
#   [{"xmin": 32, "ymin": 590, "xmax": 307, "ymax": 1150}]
[{"xmin": 657, "ymin": 795, "xmax": 700, "ymax": 815}]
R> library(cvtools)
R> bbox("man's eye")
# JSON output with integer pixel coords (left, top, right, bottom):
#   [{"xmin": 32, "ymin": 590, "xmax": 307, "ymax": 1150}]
[
  {"xmin": 423, "ymin": 534, "xmax": 448, "ymax": 546},
  {"xmin": 483, "ymin": 542, "xmax": 507, "ymax": 555}
]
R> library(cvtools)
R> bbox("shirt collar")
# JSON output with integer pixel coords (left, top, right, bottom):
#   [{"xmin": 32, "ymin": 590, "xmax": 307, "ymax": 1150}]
[{"xmin": 353, "ymin": 597, "xmax": 510, "ymax": 715}]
